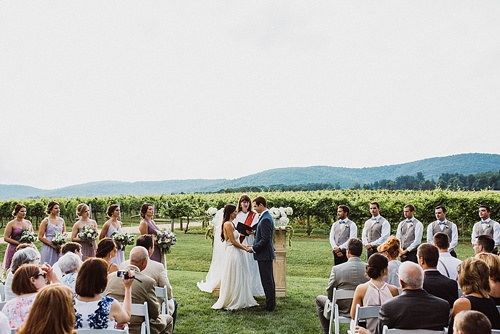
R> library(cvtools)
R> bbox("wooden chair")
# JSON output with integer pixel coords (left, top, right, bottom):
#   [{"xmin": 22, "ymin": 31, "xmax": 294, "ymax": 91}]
[
  {"xmin": 348, "ymin": 305, "xmax": 381, "ymax": 334},
  {"xmin": 131, "ymin": 302, "xmax": 150, "ymax": 334},
  {"xmin": 155, "ymin": 285, "xmax": 167, "ymax": 315},
  {"xmin": 76, "ymin": 328, "xmax": 129, "ymax": 333},
  {"xmin": 328, "ymin": 288, "xmax": 355, "ymax": 334},
  {"xmin": 382, "ymin": 325, "xmax": 447, "ymax": 334}
]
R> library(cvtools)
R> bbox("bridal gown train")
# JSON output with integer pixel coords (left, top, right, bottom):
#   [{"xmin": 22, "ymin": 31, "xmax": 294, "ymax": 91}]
[{"xmin": 211, "ymin": 227, "xmax": 258, "ymax": 310}]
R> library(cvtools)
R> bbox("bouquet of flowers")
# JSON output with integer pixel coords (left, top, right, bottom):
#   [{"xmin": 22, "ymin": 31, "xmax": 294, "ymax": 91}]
[
  {"xmin": 51, "ymin": 232, "xmax": 67, "ymax": 249},
  {"xmin": 269, "ymin": 206, "xmax": 293, "ymax": 229},
  {"xmin": 155, "ymin": 229, "xmax": 177, "ymax": 254},
  {"xmin": 110, "ymin": 231, "xmax": 135, "ymax": 251},
  {"xmin": 78, "ymin": 225, "xmax": 98, "ymax": 245},
  {"xmin": 18, "ymin": 230, "xmax": 37, "ymax": 244}
]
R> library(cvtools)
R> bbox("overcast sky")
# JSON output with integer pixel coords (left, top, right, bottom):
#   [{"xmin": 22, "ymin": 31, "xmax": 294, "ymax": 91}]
[{"xmin": 1, "ymin": 1, "xmax": 499, "ymax": 190}]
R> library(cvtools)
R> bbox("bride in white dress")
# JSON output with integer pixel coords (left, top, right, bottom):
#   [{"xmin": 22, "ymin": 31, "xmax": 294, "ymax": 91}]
[{"xmin": 212, "ymin": 204, "xmax": 258, "ymax": 310}]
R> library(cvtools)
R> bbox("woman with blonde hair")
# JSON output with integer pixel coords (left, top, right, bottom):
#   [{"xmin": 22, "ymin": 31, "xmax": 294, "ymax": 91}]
[
  {"xmin": 71, "ymin": 203, "xmax": 99, "ymax": 261},
  {"xmin": 95, "ymin": 238, "xmax": 119, "ymax": 274},
  {"xmin": 475, "ymin": 252, "xmax": 500, "ymax": 305},
  {"xmin": 100, "ymin": 204, "xmax": 125, "ymax": 265},
  {"xmin": 377, "ymin": 236, "xmax": 402, "ymax": 288},
  {"xmin": 17, "ymin": 284, "xmax": 76, "ymax": 334},
  {"xmin": 3, "ymin": 204, "xmax": 34, "ymax": 270},
  {"xmin": 449, "ymin": 257, "xmax": 500, "ymax": 333},
  {"xmin": 38, "ymin": 201, "xmax": 66, "ymax": 266}
]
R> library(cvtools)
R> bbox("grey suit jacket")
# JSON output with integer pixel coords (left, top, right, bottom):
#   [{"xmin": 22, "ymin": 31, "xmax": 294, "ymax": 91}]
[
  {"xmin": 105, "ymin": 264, "xmax": 170, "ymax": 334},
  {"xmin": 326, "ymin": 257, "xmax": 368, "ymax": 316}
]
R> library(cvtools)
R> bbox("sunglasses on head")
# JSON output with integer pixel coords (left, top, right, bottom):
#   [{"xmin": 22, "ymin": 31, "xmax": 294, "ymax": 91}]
[{"xmin": 33, "ymin": 273, "xmax": 47, "ymax": 279}]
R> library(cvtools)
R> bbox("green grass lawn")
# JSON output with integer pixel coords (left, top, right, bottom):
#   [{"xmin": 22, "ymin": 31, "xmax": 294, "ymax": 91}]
[{"xmin": 1, "ymin": 228, "xmax": 476, "ymax": 334}]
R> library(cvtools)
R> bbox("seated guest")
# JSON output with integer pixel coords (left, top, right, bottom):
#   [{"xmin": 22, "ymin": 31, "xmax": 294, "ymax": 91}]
[
  {"xmin": 453, "ymin": 310, "xmax": 491, "ymax": 334},
  {"xmin": 475, "ymin": 252, "xmax": 500, "ymax": 304},
  {"xmin": 74, "ymin": 258, "xmax": 132, "ymax": 330},
  {"xmin": 434, "ymin": 232, "xmax": 462, "ymax": 280},
  {"xmin": 350, "ymin": 253, "xmax": 399, "ymax": 333},
  {"xmin": 474, "ymin": 235, "xmax": 495, "ymax": 254},
  {"xmin": 316, "ymin": 238, "xmax": 368, "ymax": 334},
  {"xmin": 449, "ymin": 257, "xmax": 500, "ymax": 333},
  {"xmin": 120, "ymin": 235, "xmax": 178, "ymax": 328},
  {"xmin": 58, "ymin": 252, "xmax": 83, "ymax": 292},
  {"xmin": 417, "ymin": 243, "xmax": 458, "ymax": 308},
  {"xmin": 96, "ymin": 238, "xmax": 119, "ymax": 274},
  {"xmin": 17, "ymin": 284, "xmax": 77, "ymax": 334},
  {"xmin": 52, "ymin": 242, "xmax": 83, "ymax": 281},
  {"xmin": 376, "ymin": 261, "xmax": 449, "ymax": 334},
  {"xmin": 2, "ymin": 263, "xmax": 58, "ymax": 328},
  {"xmin": 5, "ymin": 246, "xmax": 40, "ymax": 301},
  {"xmin": 377, "ymin": 236, "xmax": 402, "ymax": 289},
  {"xmin": 106, "ymin": 247, "xmax": 173, "ymax": 334}
]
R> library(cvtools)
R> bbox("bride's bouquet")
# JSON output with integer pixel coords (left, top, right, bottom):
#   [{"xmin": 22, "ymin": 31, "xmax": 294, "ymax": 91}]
[
  {"xmin": 78, "ymin": 225, "xmax": 98, "ymax": 245},
  {"xmin": 110, "ymin": 231, "xmax": 135, "ymax": 251},
  {"xmin": 155, "ymin": 229, "xmax": 177, "ymax": 254},
  {"xmin": 18, "ymin": 230, "xmax": 37, "ymax": 244},
  {"xmin": 51, "ymin": 232, "xmax": 67, "ymax": 250}
]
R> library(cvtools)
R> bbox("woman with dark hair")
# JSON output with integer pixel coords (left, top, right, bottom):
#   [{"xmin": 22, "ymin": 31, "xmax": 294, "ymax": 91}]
[
  {"xmin": 3, "ymin": 204, "xmax": 34, "ymax": 270},
  {"xmin": 95, "ymin": 238, "xmax": 119, "ymax": 274},
  {"xmin": 350, "ymin": 253, "xmax": 399, "ymax": 333},
  {"xmin": 17, "ymin": 284, "xmax": 77, "ymax": 334},
  {"xmin": 71, "ymin": 203, "xmax": 99, "ymax": 261},
  {"xmin": 74, "ymin": 258, "xmax": 132, "ymax": 330},
  {"xmin": 449, "ymin": 257, "xmax": 500, "ymax": 333},
  {"xmin": 236, "ymin": 194, "xmax": 264, "ymax": 296},
  {"xmin": 212, "ymin": 204, "xmax": 258, "ymax": 310},
  {"xmin": 38, "ymin": 201, "xmax": 66, "ymax": 266},
  {"xmin": 138, "ymin": 203, "xmax": 162, "ymax": 263},
  {"xmin": 100, "ymin": 204, "xmax": 125, "ymax": 265}
]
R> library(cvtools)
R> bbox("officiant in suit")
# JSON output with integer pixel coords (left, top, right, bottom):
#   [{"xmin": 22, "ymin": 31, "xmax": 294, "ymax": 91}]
[{"xmin": 249, "ymin": 196, "xmax": 276, "ymax": 312}]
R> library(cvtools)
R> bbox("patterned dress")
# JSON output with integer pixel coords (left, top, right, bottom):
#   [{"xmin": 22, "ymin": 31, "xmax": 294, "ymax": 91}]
[
  {"xmin": 3, "ymin": 227, "xmax": 23, "ymax": 270},
  {"xmin": 74, "ymin": 295, "xmax": 116, "ymax": 329},
  {"xmin": 41, "ymin": 218, "xmax": 63, "ymax": 266},
  {"xmin": 77, "ymin": 224, "xmax": 97, "ymax": 261},
  {"xmin": 106, "ymin": 223, "xmax": 124, "ymax": 266},
  {"xmin": 2, "ymin": 293, "xmax": 38, "ymax": 328}
]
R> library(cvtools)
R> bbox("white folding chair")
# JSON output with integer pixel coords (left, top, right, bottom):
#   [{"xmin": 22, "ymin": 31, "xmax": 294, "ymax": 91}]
[
  {"xmin": 328, "ymin": 288, "xmax": 355, "ymax": 334},
  {"xmin": 0, "ymin": 301, "xmax": 6, "ymax": 311},
  {"xmin": 491, "ymin": 330, "xmax": 500, "ymax": 334},
  {"xmin": 0, "ymin": 283, "xmax": 5, "ymax": 302},
  {"xmin": 76, "ymin": 328, "xmax": 129, "ymax": 333},
  {"xmin": 131, "ymin": 302, "xmax": 150, "ymax": 334},
  {"xmin": 348, "ymin": 305, "xmax": 381, "ymax": 333},
  {"xmin": 382, "ymin": 325, "xmax": 446, "ymax": 334},
  {"xmin": 155, "ymin": 285, "xmax": 167, "ymax": 315}
]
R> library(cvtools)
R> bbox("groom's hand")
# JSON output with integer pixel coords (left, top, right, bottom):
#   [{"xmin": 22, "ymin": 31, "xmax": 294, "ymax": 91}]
[{"xmin": 247, "ymin": 246, "xmax": 254, "ymax": 253}]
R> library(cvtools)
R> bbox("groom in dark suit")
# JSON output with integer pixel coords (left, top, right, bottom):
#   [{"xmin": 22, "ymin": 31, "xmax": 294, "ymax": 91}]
[{"xmin": 248, "ymin": 196, "xmax": 276, "ymax": 312}]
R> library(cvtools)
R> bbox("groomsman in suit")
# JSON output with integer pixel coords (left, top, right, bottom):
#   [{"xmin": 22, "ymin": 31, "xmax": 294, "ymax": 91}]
[
  {"xmin": 396, "ymin": 204, "xmax": 423, "ymax": 263},
  {"xmin": 471, "ymin": 205, "xmax": 499, "ymax": 254},
  {"xmin": 417, "ymin": 243, "xmax": 458, "ymax": 308},
  {"xmin": 316, "ymin": 238, "xmax": 368, "ymax": 334},
  {"xmin": 426, "ymin": 205, "xmax": 458, "ymax": 257},
  {"xmin": 362, "ymin": 202, "xmax": 390, "ymax": 259},
  {"xmin": 329, "ymin": 205, "xmax": 357, "ymax": 265},
  {"xmin": 249, "ymin": 196, "xmax": 276, "ymax": 312}
]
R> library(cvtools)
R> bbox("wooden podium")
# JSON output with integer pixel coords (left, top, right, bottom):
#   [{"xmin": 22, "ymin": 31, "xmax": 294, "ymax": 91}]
[{"xmin": 212, "ymin": 228, "xmax": 288, "ymax": 298}]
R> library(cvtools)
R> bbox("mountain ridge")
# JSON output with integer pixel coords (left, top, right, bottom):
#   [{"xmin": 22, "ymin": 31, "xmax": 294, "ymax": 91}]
[{"xmin": 1, "ymin": 153, "xmax": 499, "ymax": 200}]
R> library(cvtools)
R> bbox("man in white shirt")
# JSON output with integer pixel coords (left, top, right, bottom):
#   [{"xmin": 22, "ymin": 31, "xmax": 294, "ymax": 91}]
[
  {"xmin": 433, "ymin": 232, "xmax": 461, "ymax": 280},
  {"xmin": 362, "ymin": 202, "xmax": 390, "ymax": 259},
  {"xmin": 471, "ymin": 205, "xmax": 500, "ymax": 254},
  {"xmin": 396, "ymin": 204, "xmax": 423, "ymax": 263},
  {"xmin": 329, "ymin": 205, "xmax": 357, "ymax": 265},
  {"xmin": 426, "ymin": 205, "xmax": 458, "ymax": 257}
]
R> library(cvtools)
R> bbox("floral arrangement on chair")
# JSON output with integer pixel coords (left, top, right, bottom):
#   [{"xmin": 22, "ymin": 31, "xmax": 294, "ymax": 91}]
[
  {"xmin": 78, "ymin": 225, "xmax": 98, "ymax": 245},
  {"xmin": 18, "ymin": 230, "xmax": 37, "ymax": 244},
  {"xmin": 110, "ymin": 231, "xmax": 135, "ymax": 251}
]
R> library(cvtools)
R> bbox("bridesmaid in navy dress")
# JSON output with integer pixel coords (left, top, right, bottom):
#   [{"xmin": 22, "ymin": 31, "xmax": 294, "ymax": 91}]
[{"xmin": 138, "ymin": 203, "xmax": 162, "ymax": 263}]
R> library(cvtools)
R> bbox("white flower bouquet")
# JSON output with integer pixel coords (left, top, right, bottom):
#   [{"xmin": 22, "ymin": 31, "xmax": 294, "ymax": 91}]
[
  {"xmin": 78, "ymin": 225, "xmax": 98, "ymax": 245},
  {"xmin": 52, "ymin": 232, "xmax": 67, "ymax": 249},
  {"xmin": 156, "ymin": 229, "xmax": 177, "ymax": 254},
  {"xmin": 18, "ymin": 230, "xmax": 37, "ymax": 244},
  {"xmin": 111, "ymin": 231, "xmax": 135, "ymax": 251},
  {"xmin": 269, "ymin": 206, "xmax": 293, "ymax": 229}
]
